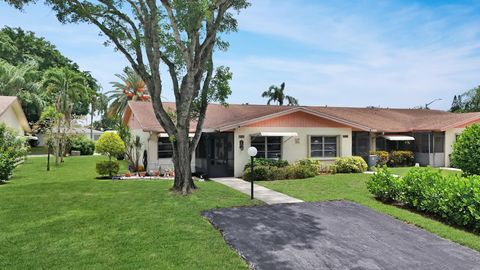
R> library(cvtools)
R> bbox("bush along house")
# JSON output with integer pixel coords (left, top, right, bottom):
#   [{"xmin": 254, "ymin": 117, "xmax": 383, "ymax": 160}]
[{"xmin": 123, "ymin": 101, "xmax": 480, "ymax": 177}]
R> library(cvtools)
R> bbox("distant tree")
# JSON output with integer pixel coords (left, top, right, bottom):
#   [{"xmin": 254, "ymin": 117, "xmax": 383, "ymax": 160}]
[
  {"xmin": 261, "ymin": 82, "xmax": 298, "ymax": 106},
  {"xmin": 0, "ymin": 26, "xmax": 100, "ymax": 117},
  {"xmin": 0, "ymin": 60, "xmax": 44, "ymax": 122},
  {"xmin": 43, "ymin": 67, "xmax": 90, "ymax": 164},
  {"xmin": 450, "ymin": 86, "xmax": 480, "ymax": 113},
  {"xmin": 106, "ymin": 67, "xmax": 150, "ymax": 117}
]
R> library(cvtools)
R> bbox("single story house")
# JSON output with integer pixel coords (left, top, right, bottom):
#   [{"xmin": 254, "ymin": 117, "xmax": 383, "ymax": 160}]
[
  {"xmin": 0, "ymin": 96, "xmax": 31, "ymax": 135},
  {"xmin": 36, "ymin": 127, "xmax": 104, "ymax": 146},
  {"xmin": 124, "ymin": 101, "xmax": 480, "ymax": 177}
]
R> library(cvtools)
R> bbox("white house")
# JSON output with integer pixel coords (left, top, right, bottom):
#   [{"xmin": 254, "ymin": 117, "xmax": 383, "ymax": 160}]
[
  {"xmin": 123, "ymin": 101, "xmax": 480, "ymax": 177},
  {"xmin": 0, "ymin": 96, "xmax": 31, "ymax": 135}
]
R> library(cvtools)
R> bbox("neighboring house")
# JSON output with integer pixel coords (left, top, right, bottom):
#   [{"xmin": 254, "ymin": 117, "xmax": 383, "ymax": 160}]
[
  {"xmin": 0, "ymin": 96, "xmax": 31, "ymax": 135},
  {"xmin": 36, "ymin": 127, "xmax": 104, "ymax": 146},
  {"xmin": 124, "ymin": 101, "xmax": 480, "ymax": 177}
]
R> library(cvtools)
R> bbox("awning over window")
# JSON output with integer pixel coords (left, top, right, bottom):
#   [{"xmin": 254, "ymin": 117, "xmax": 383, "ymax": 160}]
[
  {"xmin": 159, "ymin": 133, "xmax": 195, "ymax": 137},
  {"xmin": 251, "ymin": 132, "xmax": 298, "ymax": 137},
  {"xmin": 382, "ymin": 135, "xmax": 415, "ymax": 141}
]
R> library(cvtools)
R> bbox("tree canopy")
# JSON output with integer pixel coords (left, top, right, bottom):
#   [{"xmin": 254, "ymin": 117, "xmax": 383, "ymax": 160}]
[
  {"xmin": 450, "ymin": 86, "xmax": 480, "ymax": 113},
  {"xmin": 6, "ymin": 0, "xmax": 249, "ymax": 194},
  {"xmin": 0, "ymin": 26, "xmax": 100, "ymax": 123}
]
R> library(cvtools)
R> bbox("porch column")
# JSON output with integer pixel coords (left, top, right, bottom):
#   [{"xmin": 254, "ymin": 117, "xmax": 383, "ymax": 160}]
[{"xmin": 369, "ymin": 132, "xmax": 376, "ymax": 152}]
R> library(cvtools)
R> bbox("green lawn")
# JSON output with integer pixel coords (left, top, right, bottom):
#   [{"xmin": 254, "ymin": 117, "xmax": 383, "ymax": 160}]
[
  {"xmin": 0, "ymin": 156, "xmax": 260, "ymax": 269},
  {"xmin": 28, "ymin": 146, "xmax": 48, "ymax": 155},
  {"xmin": 259, "ymin": 171, "xmax": 480, "ymax": 252}
]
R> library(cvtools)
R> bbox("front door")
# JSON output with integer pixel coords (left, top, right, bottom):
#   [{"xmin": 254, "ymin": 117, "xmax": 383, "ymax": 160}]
[{"xmin": 208, "ymin": 133, "xmax": 234, "ymax": 178}]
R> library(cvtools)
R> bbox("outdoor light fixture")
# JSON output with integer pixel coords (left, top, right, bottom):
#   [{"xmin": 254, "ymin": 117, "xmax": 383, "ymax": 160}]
[
  {"xmin": 239, "ymin": 140, "xmax": 244, "ymax": 151},
  {"xmin": 247, "ymin": 146, "xmax": 257, "ymax": 200}
]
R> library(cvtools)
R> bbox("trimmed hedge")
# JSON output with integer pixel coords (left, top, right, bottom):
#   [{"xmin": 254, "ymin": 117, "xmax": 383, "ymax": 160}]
[
  {"xmin": 334, "ymin": 156, "xmax": 368, "ymax": 173},
  {"xmin": 243, "ymin": 159, "xmax": 318, "ymax": 181},
  {"xmin": 367, "ymin": 167, "xmax": 480, "ymax": 232},
  {"xmin": 243, "ymin": 158, "xmax": 288, "ymax": 171}
]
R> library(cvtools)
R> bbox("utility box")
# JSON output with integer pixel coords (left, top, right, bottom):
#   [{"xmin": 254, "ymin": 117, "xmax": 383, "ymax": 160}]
[
  {"xmin": 71, "ymin": 150, "xmax": 81, "ymax": 156},
  {"xmin": 367, "ymin": 155, "xmax": 378, "ymax": 168}
]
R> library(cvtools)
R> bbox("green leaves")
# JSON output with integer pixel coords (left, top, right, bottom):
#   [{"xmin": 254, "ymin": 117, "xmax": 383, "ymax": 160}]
[
  {"xmin": 95, "ymin": 132, "xmax": 126, "ymax": 158},
  {"xmin": 451, "ymin": 124, "xmax": 480, "ymax": 175},
  {"xmin": 368, "ymin": 167, "xmax": 480, "ymax": 232}
]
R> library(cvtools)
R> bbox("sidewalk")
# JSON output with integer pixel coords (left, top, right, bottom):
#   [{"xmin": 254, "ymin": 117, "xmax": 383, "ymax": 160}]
[{"xmin": 211, "ymin": 177, "xmax": 303, "ymax": 205}]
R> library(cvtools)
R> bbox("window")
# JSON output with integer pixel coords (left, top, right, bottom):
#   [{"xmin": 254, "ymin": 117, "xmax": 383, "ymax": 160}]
[
  {"xmin": 250, "ymin": 136, "xmax": 282, "ymax": 159},
  {"xmin": 310, "ymin": 136, "xmax": 338, "ymax": 158},
  {"xmin": 158, "ymin": 137, "xmax": 173, "ymax": 158}
]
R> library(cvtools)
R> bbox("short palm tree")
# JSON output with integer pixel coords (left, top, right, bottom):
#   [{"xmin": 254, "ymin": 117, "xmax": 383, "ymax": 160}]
[
  {"xmin": 43, "ymin": 67, "xmax": 88, "ymax": 163},
  {"xmin": 261, "ymin": 82, "xmax": 298, "ymax": 106},
  {"xmin": 106, "ymin": 67, "xmax": 149, "ymax": 117}
]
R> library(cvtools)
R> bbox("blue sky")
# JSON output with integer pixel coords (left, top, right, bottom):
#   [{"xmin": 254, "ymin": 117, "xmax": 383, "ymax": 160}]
[{"xmin": 2, "ymin": 0, "xmax": 480, "ymax": 110}]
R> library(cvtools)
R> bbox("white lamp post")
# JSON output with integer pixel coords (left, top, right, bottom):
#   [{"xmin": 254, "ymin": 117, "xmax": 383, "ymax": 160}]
[{"xmin": 247, "ymin": 146, "xmax": 257, "ymax": 199}]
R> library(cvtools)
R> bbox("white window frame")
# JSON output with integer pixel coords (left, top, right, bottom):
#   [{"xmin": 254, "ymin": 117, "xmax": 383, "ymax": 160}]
[{"xmin": 309, "ymin": 135, "xmax": 339, "ymax": 158}]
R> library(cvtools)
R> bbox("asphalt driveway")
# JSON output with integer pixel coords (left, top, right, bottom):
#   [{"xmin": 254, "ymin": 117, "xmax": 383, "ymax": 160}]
[{"xmin": 203, "ymin": 201, "xmax": 480, "ymax": 270}]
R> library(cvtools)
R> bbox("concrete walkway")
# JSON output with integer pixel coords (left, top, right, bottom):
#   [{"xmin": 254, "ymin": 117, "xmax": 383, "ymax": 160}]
[{"xmin": 211, "ymin": 177, "xmax": 303, "ymax": 205}]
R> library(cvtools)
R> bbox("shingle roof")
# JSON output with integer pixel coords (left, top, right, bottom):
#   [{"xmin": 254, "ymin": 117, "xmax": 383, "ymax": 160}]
[{"xmin": 126, "ymin": 101, "xmax": 480, "ymax": 133}]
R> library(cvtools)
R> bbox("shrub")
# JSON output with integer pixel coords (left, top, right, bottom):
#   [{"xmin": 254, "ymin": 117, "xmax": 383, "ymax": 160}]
[
  {"xmin": 366, "ymin": 166, "xmax": 401, "ymax": 202},
  {"xmin": 243, "ymin": 160, "xmax": 318, "ymax": 181},
  {"xmin": 296, "ymin": 158, "xmax": 322, "ymax": 174},
  {"xmin": 96, "ymin": 161, "xmax": 120, "ymax": 177},
  {"xmin": 67, "ymin": 135, "xmax": 95, "ymax": 155},
  {"xmin": 0, "ymin": 124, "xmax": 29, "ymax": 182},
  {"xmin": 243, "ymin": 165, "xmax": 272, "ymax": 181},
  {"xmin": 334, "ymin": 156, "xmax": 368, "ymax": 173},
  {"xmin": 370, "ymin": 151, "xmax": 389, "ymax": 166},
  {"xmin": 95, "ymin": 132, "xmax": 126, "ymax": 160},
  {"xmin": 368, "ymin": 167, "xmax": 480, "ymax": 232},
  {"xmin": 244, "ymin": 158, "xmax": 288, "ymax": 170},
  {"xmin": 285, "ymin": 163, "xmax": 317, "ymax": 179},
  {"xmin": 388, "ymin": 151, "xmax": 414, "ymax": 167},
  {"xmin": 451, "ymin": 124, "xmax": 480, "ymax": 175}
]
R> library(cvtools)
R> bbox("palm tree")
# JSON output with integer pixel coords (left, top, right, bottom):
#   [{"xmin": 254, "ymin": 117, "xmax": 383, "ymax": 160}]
[
  {"xmin": 106, "ymin": 67, "xmax": 150, "ymax": 117},
  {"xmin": 43, "ymin": 67, "xmax": 87, "ymax": 164},
  {"xmin": 0, "ymin": 60, "xmax": 44, "ymax": 123},
  {"xmin": 261, "ymin": 82, "xmax": 298, "ymax": 106}
]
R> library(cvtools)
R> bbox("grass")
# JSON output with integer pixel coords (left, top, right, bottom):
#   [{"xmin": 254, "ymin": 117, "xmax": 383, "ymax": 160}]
[
  {"xmin": 259, "ymin": 169, "xmax": 480, "ymax": 252},
  {"xmin": 28, "ymin": 146, "xmax": 48, "ymax": 155},
  {"xmin": 0, "ymin": 156, "xmax": 261, "ymax": 270}
]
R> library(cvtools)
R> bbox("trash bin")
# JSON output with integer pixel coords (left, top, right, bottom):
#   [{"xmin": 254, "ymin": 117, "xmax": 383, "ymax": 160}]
[{"xmin": 368, "ymin": 155, "xmax": 378, "ymax": 168}]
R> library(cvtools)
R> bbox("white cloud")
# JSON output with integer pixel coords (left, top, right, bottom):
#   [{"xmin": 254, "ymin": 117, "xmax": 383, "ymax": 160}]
[{"xmin": 220, "ymin": 0, "xmax": 480, "ymax": 109}]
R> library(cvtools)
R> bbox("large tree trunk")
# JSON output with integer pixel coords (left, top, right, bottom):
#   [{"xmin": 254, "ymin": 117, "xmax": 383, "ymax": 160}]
[{"xmin": 172, "ymin": 126, "xmax": 196, "ymax": 195}]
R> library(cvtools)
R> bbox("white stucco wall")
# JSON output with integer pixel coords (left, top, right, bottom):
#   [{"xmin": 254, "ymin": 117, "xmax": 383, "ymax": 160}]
[
  {"xmin": 134, "ymin": 130, "xmax": 196, "ymax": 173},
  {"xmin": 233, "ymin": 126, "xmax": 352, "ymax": 177},
  {"xmin": 0, "ymin": 106, "xmax": 24, "ymax": 135},
  {"xmin": 444, "ymin": 128, "xmax": 465, "ymax": 167}
]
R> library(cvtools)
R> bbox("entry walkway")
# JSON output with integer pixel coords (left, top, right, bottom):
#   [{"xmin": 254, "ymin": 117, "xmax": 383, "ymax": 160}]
[{"xmin": 211, "ymin": 177, "xmax": 303, "ymax": 205}]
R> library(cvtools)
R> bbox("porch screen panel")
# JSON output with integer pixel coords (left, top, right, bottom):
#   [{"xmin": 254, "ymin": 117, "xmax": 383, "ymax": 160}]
[{"xmin": 158, "ymin": 137, "xmax": 173, "ymax": 158}]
